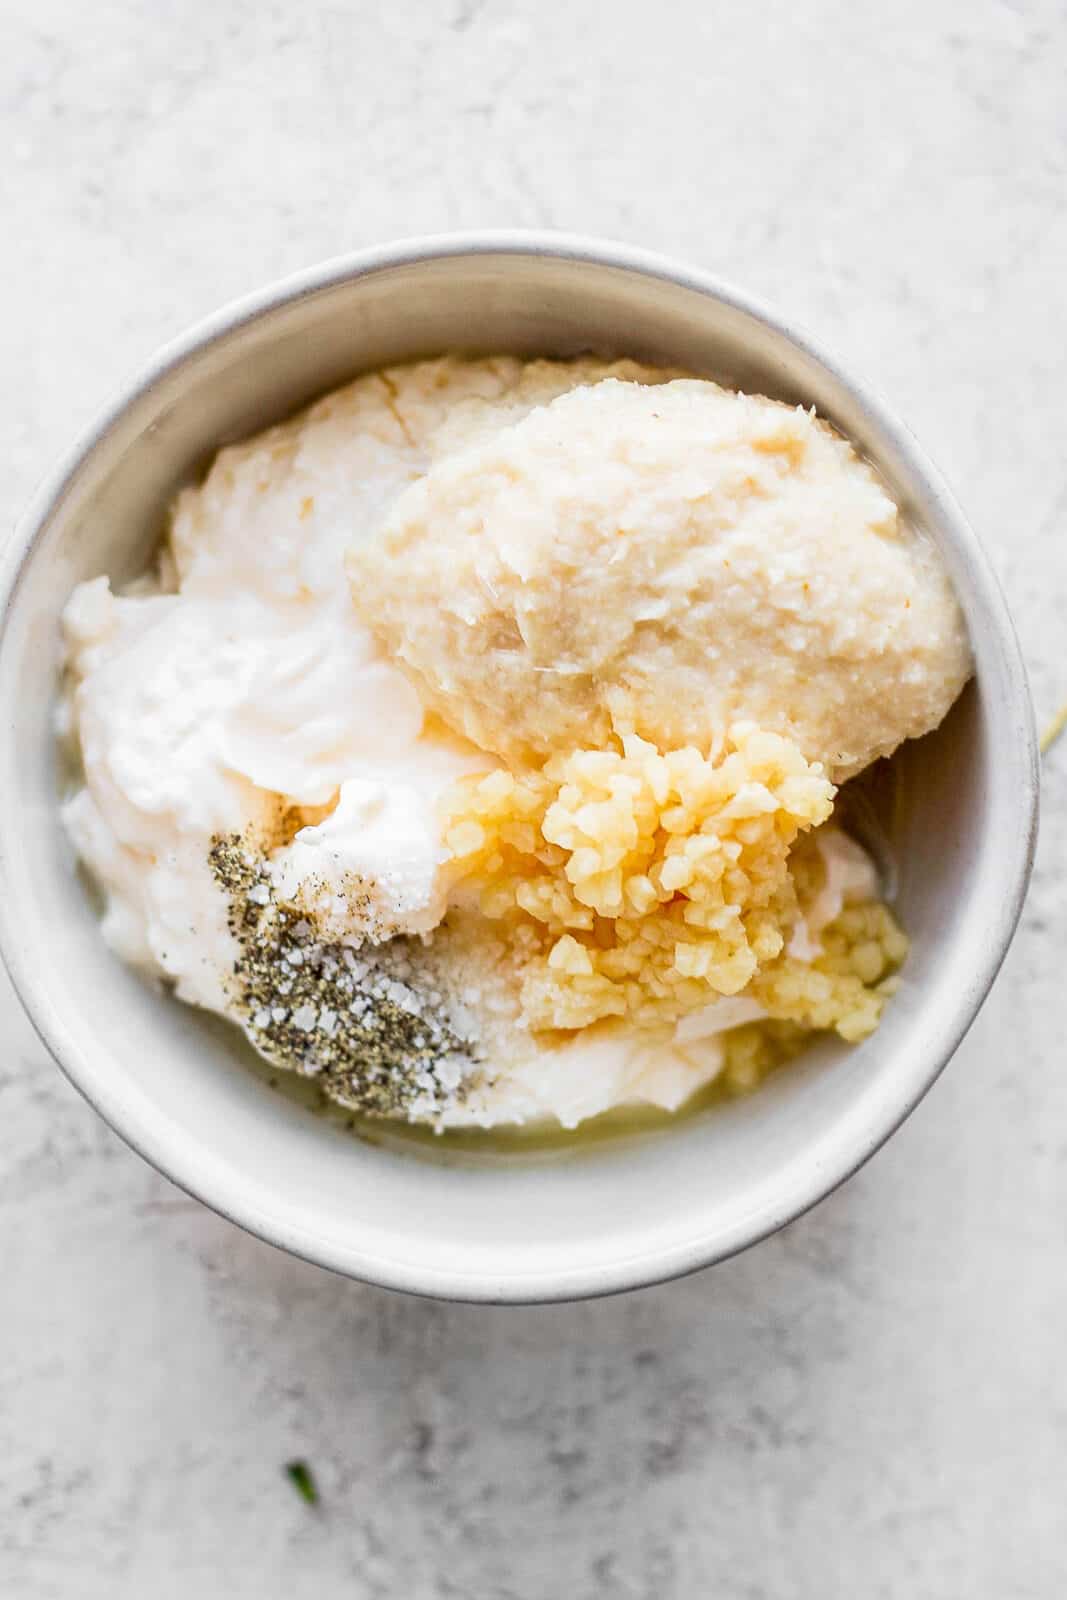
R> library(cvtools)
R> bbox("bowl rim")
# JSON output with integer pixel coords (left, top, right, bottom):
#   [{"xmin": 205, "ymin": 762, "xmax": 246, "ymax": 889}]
[{"xmin": 0, "ymin": 230, "xmax": 1040, "ymax": 1302}]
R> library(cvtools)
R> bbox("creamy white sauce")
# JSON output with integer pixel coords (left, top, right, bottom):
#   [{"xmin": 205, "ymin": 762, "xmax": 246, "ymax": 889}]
[
  {"xmin": 446, "ymin": 1025, "xmax": 730, "ymax": 1130},
  {"xmin": 270, "ymin": 766, "xmax": 481, "ymax": 941}
]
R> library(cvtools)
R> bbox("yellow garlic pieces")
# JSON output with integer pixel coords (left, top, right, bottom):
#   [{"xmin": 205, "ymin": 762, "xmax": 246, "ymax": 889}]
[{"xmin": 443, "ymin": 724, "xmax": 838, "ymax": 1032}]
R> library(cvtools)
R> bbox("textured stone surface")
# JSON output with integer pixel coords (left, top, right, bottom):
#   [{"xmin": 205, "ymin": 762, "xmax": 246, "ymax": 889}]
[{"xmin": 2, "ymin": 2, "xmax": 1065, "ymax": 1595}]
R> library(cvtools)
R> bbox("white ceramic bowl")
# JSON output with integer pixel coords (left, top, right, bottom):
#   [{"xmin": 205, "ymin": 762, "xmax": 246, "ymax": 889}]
[{"xmin": 0, "ymin": 234, "xmax": 1038, "ymax": 1302}]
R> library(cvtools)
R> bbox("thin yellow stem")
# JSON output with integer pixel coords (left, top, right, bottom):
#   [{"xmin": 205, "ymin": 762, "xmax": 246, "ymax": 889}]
[{"xmin": 1040, "ymin": 702, "xmax": 1067, "ymax": 755}]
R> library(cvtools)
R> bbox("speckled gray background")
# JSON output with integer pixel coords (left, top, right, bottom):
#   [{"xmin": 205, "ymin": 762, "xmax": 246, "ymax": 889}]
[{"xmin": 3, "ymin": 2, "xmax": 1065, "ymax": 1596}]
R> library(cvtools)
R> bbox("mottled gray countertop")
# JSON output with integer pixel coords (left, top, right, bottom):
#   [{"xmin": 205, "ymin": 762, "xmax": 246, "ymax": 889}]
[{"xmin": 3, "ymin": 2, "xmax": 1065, "ymax": 1596}]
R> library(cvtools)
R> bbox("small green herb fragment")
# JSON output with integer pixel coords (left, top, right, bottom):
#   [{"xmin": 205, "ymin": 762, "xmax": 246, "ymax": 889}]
[
  {"xmin": 1040, "ymin": 702, "xmax": 1067, "ymax": 755},
  {"xmin": 284, "ymin": 1459, "xmax": 319, "ymax": 1506}
]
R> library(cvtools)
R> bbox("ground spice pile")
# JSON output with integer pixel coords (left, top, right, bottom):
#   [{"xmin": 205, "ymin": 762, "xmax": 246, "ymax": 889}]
[{"xmin": 208, "ymin": 834, "xmax": 475, "ymax": 1119}]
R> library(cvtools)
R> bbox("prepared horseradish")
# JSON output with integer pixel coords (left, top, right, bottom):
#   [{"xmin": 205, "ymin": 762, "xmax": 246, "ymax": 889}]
[{"xmin": 60, "ymin": 356, "xmax": 971, "ymax": 1130}]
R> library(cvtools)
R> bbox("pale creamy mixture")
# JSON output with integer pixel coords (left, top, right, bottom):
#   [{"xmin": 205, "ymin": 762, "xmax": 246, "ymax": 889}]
[{"xmin": 60, "ymin": 357, "xmax": 971, "ymax": 1130}]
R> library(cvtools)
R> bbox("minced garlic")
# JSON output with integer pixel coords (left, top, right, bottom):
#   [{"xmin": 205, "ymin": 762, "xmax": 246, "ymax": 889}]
[
  {"xmin": 442, "ymin": 723, "xmax": 837, "ymax": 1032},
  {"xmin": 713, "ymin": 898, "xmax": 910, "ymax": 1099},
  {"xmin": 752, "ymin": 899, "xmax": 908, "ymax": 1043}
]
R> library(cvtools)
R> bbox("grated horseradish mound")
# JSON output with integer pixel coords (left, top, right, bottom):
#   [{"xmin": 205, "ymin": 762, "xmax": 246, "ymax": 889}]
[
  {"xmin": 350, "ymin": 379, "xmax": 971, "ymax": 779},
  {"xmin": 60, "ymin": 356, "xmax": 970, "ymax": 1131}
]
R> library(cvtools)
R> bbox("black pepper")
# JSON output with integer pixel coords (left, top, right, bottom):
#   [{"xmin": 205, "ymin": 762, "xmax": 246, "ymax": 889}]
[{"xmin": 208, "ymin": 834, "xmax": 476, "ymax": 1119}]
